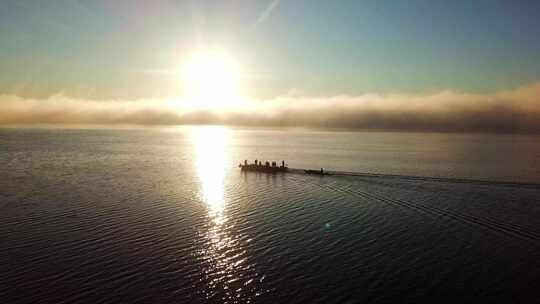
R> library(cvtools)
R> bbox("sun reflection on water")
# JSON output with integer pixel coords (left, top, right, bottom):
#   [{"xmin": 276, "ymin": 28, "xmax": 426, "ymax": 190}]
[
  {"xmin": 192, "ymin": 126, "xmax": 262, "ymax": 301},
  {"xmin": 192, "ymin": 126, "xmax": 265, "ymax": 301},
  {"xmin": 192, "ymin": 126, "xmax": 228, "ymax": 223}
]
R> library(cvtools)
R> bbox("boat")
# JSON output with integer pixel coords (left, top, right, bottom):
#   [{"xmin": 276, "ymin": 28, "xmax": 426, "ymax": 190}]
[
  {"xmin": 304, "ymin": 169, "xmax": 330, "ymax": 176},
  {"xmin": 239, "ymin": 160, "xmax": 330, "ymax": 176},
  {"xmin": 239, "ymin": 160, "xmax": 288, "ymax": 173}
]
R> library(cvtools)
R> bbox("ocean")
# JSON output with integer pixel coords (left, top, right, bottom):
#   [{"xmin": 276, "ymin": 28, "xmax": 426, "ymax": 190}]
[{"xmin": 1, "ymin": 127, "xmax": 539, "ymax": 303}]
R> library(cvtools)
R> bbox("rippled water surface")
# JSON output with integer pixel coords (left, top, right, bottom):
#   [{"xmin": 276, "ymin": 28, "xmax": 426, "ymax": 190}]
[{"xmin": 1, "ymin": 127, "xmax": 539, "ymax": 303}]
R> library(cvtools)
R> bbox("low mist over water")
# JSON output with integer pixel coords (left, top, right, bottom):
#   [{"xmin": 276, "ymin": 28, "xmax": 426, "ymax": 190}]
[
  {"xmin": 1, "ymin": 127, "xmax": 539, "ymax": 303},
  {"xmin": 3, "ymin": 81, "xmax": 540, "ymax": 133}
]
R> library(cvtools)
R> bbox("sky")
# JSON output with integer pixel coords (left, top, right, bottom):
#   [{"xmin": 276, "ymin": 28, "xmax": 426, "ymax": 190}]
[{"xmin": 1, "ymin": 0, "xmax": 540, "ymax": 132}]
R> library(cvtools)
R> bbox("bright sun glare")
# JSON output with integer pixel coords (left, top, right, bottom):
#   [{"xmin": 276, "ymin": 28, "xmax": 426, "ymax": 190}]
[{"xmin": 182, "ymin": 51, "xmax": 245, "ymax": 111}]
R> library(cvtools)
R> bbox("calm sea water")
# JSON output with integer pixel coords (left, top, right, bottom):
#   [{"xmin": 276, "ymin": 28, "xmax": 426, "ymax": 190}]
[{"xmin": 1, "ymin": 127, "xmax": 539, "ymax": 303}]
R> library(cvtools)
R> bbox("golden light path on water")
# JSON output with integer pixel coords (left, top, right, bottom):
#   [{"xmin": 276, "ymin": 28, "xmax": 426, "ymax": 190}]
[
  {"xmin": 191, "ymin": 126, "xmax": 260, "ymax": 302},
  {"xmin": 193, "ymin": 126, "xmax": 228, "ymax": 222}
]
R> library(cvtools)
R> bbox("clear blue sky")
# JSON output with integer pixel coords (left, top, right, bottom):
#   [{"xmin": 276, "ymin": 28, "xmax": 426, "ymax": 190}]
[{"xmin": 2, "ymin": 0, "xmax": 540, "ymax": 100}]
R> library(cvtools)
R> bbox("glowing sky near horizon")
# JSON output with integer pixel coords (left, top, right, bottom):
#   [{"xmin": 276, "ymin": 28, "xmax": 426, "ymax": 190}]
[{"xmin": 2, "ymin": 0, "xmax": 540, "ymax": 102}]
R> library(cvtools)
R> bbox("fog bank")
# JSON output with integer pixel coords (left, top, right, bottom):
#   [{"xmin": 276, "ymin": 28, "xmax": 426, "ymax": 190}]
[{"xmin": 1, "ymin": 82, "xmax": 540, "ymax": 133}]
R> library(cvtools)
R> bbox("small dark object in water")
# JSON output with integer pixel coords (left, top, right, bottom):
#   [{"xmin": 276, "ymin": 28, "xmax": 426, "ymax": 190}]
[{"xmin": 304, "ymin": 168, "xmax": 331, "ymax": 176}]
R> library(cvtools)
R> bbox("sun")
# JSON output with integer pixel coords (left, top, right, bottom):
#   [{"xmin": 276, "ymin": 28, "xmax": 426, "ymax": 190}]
[{"xmin": 181, "ymin": 51, "xmax": 245, "ymax": 111}]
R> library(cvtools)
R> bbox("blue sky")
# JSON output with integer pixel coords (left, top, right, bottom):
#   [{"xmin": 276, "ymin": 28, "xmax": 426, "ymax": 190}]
[{"xmin": 2, "ymin": 0, "xmax": 540, "ymax": 99}]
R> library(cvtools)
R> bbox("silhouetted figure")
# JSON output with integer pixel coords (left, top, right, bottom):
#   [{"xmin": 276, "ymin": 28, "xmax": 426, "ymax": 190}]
[
  {"xmin": 239, "ymin": 159, "xmax": 288, "ymax": 173},
  {"xmin": 320, "ymin": 168, "xmax": 324, "ymax": 174}
]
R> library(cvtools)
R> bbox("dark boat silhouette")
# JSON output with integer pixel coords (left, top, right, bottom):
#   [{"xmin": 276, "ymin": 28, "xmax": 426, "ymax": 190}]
[
  {"xmin": 239, "ymin": 160, "xmax": 288, "ymax": 173},
  {"xmin": 304, "ymin": 168, "xmax": 330, "ymax": 175},
  {"xmin": 239, "ymin": 160, "xmax": 330, "ymax": 176}
]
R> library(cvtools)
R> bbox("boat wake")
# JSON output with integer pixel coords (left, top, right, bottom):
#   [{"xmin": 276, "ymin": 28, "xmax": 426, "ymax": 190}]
[
  {"xmin": 288, "ymin": 174, "xmax": 540, "ymax": 244},
  {"xmin": 286, "ymin": 168, "xmax": 540, "ymax": 189}
]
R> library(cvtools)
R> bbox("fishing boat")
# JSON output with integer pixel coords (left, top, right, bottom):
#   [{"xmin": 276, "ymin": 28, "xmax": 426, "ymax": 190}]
[
  {"xmin": 239, "ymin": 160, "xmax": 288, "ymax": 173},
  {"xmin": 239, "ymin": 160, "xmax": 330, "ymax": 176}
]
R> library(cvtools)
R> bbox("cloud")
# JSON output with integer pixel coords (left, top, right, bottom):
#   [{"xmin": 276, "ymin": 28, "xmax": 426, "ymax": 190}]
[{"xmin": 1, "ymin": 82, "xmax": 540, "ymax": 133}]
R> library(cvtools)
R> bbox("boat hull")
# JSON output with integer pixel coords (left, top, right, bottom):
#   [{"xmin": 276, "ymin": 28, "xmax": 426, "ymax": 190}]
[{"xmin": 239, "ymin": 164, "xmax": 288, "ymax": 174}]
